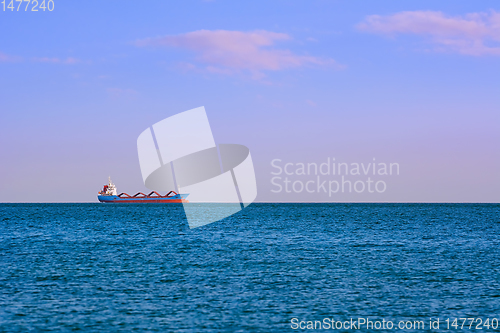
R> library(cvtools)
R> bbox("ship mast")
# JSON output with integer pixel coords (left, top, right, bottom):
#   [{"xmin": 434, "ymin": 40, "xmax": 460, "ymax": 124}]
[{"xmin": 106, "ymin": 177, "xmax": 117, "ymax": 195}]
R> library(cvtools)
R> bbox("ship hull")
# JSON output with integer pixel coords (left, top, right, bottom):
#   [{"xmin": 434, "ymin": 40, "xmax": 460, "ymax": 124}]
[{"xmin": 98, "ymin": 194, "xmax": 189, "ymax": 203}]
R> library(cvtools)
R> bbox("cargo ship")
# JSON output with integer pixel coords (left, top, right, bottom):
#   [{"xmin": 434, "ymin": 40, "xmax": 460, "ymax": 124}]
[{"xmin": 97, "ymin": 177, "xmax": 189, "ymax": 203}]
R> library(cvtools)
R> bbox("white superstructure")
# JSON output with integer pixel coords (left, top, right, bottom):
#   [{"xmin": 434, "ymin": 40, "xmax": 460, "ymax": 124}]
[{"xmin": 99, "ymin": 177, "xmax": 118, "ymax": 196}]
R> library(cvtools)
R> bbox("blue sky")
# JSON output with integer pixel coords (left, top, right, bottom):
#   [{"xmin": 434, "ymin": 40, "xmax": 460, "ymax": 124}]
[{"xmin": 1, "ymin": 0, "xmax": 499, "ymax": 202}]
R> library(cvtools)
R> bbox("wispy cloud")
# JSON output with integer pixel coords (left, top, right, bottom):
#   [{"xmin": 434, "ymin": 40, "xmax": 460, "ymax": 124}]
[
  {"xmin": 0, "ymin": 51, "xmax": 20, "ymax": 62},
  {"xmin": 306, "ymin": 100, "xmax": 317, "ymax": 107},
  {"xmin": 33, "ymin": 57, "xmax": 80, "ymax": 64},
  {"xmin": 136, "ymin": 30, "xmax": 341, "ymax": 77},
  {"xmin": 357, "ymin": 10, "xmax": 500, "ymax": 56},
  {"xmin": 0, "ymin": 52, "xmax": 82, "ymax": 64},
  {"xmin": 107, "ymin": 87, "xmax": 138, "ymax": 99}
]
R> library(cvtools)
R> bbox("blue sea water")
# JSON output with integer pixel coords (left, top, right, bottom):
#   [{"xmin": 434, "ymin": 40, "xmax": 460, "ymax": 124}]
[{"xmin": 0, "ymin": 203, "xmax": 499, "ymax": 332}]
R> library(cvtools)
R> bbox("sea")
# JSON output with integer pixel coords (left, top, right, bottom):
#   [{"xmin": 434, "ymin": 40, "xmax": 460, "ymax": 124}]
[{"xmin": 1, "ymin": 203, "xmax": 499, "ymax": 332}]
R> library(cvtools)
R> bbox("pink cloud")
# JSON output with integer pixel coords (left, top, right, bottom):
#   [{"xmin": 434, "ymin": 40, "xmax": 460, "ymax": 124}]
[
  {"xmin": 0, "ymin": 52, "xmax": 11, "ymax": 62},
  {"xmin": 34, "ymin": 57, "xmax": 60, "ymax": 63},
  {"xmin": 136, "ymin": 30, "xmax": 341, "ymax": 76},
  {"xmin": 357, "ymin": 10, "xmax": 500, "ymax": 55},
  {"xmin": 306, "ymin": 100, "xmax": 317, "ymax": 107},
  {"xmin": 0, "ymin": 51, "xmax": 20, "ymax": 62},
  {"xmin": 64, "ymin": 57, "xmax": 79, "ymax": 64}
]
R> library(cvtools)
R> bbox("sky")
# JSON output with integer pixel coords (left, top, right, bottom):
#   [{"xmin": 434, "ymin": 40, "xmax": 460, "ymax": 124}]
[{"xmin": 0, "ymin": 0, "xmax": 499, "ymax": 202}]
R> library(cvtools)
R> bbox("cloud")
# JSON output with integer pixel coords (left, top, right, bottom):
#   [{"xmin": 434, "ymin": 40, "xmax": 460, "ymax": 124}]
[
  {"xmin": 33, "ymin": 57, "xmax": 80, "ymax": 64},
  {"xmin": 136, "ymin": 30, "xmax": 341, "ymax": 76},
  {"xmin": 0, "ymin": 51, "xmax": 20, "ymax": 62},
  {"xmin": 65, "ymin": 57, "xmax": 80, "ymax": 64},
  {"xmin": 0, "ymin": 52, "xmax": 11, "ymax": 62},
  {"xmin": 0, "ymin": 52, "xmax": 82, "ymax": 64},
  {"xmin": 357, "ymin": 10, "xmax": 500, "ymax": 55},
  {"xmin": 107, "ymin": 88, "xmax": 138, "ymax": 99}
]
